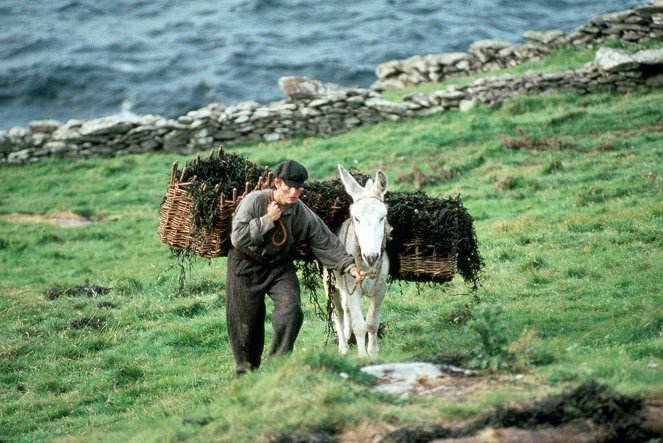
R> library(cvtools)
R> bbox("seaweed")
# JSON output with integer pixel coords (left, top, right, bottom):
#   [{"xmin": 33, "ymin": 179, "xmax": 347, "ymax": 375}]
[
  {"xmin": 175, "ymin": 148, "xmax": 270, "ymax": 236},
  {"xmin": 162, "ymin": 157, "xmax": 483, "ymax": 291}
]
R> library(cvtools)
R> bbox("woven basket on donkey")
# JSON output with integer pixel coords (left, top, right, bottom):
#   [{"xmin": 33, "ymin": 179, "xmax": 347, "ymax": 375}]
[
  {"xmin": 157, "ymin": 148, "xmax": 270, "ymax": 258},
  {"xmin": 396, "ymin": 236, "xmax": 457, "ymax": 283}
]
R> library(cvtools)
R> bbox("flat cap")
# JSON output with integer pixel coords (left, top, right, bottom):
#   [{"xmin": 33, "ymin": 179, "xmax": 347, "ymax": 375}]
[{"xmin": 273, "ymin": 160, "xmax": 308, "ymax": 188}]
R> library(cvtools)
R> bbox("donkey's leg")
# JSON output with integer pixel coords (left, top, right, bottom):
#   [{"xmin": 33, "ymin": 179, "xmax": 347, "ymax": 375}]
[
  {"xmin": 326, "ymin": 270, "xmax": 349, "ymax": 355},
  {"xmin": 332, "ymin": 289, "xmax": 350, "ymax": 355},
  {"xmin": 341, "ymin": 292, "xmax": 353, "ymax": 340},
  {"xmin": 346, "ymin": 291, "xmax": 368, "ymax": 358},
  {"xmin": 366, "ymin": 292, "xmax": 385, "ymax": 358}
]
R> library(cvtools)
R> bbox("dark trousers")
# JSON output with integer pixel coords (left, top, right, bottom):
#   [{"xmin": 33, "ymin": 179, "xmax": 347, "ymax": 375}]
[{"xmin": 226, "ymin": 249, "xmax": 304, "ymax": 373}]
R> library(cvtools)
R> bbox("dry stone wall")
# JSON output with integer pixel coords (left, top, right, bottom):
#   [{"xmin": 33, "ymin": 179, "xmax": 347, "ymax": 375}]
[
  {"xmin": 371, "ymin": 2, "xmax": 663, "ymax": 91},
  {"xmin": 399, "ymin": 47, "xmax": 663, "ymax": 115},
  {"xmin": 1, "ymin": 2, "xmax": 662, "ymax": 165}
]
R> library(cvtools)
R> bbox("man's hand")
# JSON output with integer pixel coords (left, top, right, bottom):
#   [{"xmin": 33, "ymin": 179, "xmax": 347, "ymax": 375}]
[
  {"xmin": 349, "ymin": 266, "xmax": 367, "ymax": 284},
  {"xmin": 267, "ymin": 200, "xmax": 282, "ymax": 221}
]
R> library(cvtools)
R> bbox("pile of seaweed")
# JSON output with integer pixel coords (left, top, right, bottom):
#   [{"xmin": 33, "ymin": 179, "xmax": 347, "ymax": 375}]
[
  {"xmin": 164, "ymin": 147, "xmax": 270, "ymax": 238},
  {"xmin": 386, "ymin": 192, "xmax": 482, "ymax": 287},
  {"xmin": 299, "ymin": 171, "xmax": 483, "ymax": 288},
  {"xmin": 381, "ymin": 380, "xmax": 658, "ymax": 443}
]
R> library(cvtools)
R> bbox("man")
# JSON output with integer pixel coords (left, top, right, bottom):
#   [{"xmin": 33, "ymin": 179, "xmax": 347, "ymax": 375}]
[{"xmin": 226, "ymin": 159, "xmax": 364, "ymax": 375}]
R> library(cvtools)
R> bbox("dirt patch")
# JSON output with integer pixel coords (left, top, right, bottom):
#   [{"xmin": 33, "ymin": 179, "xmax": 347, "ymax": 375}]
[
  {"xmin": 0, "ymin": 211, "xmax": 98, "ymax": 227},
  {"xmin": 272, "ymin": 375, "xmax": 663, "ymax": 443}
]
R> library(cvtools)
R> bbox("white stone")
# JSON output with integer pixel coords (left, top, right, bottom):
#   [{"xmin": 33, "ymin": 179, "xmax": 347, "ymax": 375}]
[
  {"xmin": 594, "ymin": 47, "xmax": 639, "ymax": 72},
  {"xmin": 459, "ymin": 99, "xmax": 476, "ymax": 112},
  {"xmin": 632, "ymin": 48, "xmax": 663, "ymax": 65},
  {"xmin": 364, "ymin": 98, "xmax": 407, "ymax": 115},
  {"xmin": 360, "ymin": 363, "xmax": 443, "ymax": 395}
]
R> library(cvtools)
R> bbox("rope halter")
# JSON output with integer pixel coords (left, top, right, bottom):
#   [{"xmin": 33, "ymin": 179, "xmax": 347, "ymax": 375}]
[{"xmin": 342, "ymin": 196, "xmax": 392, "ymax": 297}]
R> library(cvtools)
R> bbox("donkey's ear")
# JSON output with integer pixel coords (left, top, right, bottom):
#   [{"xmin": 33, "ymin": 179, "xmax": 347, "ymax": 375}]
[
  {"xmin": 373, "ymin": 170, "xmax": 388, "ymax": 198},
  {"xmin": 338, "ymin": 164, "xmax": 363, "ymax": 199}
]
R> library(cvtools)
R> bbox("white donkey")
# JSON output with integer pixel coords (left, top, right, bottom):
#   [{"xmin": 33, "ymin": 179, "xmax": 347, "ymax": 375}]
[{"xmin": 326, "ymin": 164, "xmax": 390, "ymax": 358}]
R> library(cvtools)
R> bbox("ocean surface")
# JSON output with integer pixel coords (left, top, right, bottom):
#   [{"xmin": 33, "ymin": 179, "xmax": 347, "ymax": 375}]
[{"xmin": 0, "ymin": 0, "xmax": 643, "ymax": 130}]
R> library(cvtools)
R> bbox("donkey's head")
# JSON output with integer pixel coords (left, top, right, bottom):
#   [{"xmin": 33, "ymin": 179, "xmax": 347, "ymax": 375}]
[{"xmin": 338, "ymin": 164, "xmax": 389, "ymax": 268}]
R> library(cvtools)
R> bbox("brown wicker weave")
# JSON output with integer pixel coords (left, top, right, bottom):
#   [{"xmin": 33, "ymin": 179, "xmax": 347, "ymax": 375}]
[
  {"xmin": 157, "ymin": 151, "xmax": 271, "ymax": 258},
  {"xmin": 396, "ymin": 237, "xmax": 456, "ymax": 283}
]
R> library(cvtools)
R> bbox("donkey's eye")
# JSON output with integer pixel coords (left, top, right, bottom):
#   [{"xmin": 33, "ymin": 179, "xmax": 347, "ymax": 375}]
[{"xmin": 353, "ymin": 217, "xmax": 360, "ymax": 224}]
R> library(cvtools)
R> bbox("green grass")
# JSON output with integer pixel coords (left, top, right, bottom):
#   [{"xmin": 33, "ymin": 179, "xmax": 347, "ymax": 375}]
[{"xmin": 1, "ymin": 46, "xmax": 663, "ymax": 442}]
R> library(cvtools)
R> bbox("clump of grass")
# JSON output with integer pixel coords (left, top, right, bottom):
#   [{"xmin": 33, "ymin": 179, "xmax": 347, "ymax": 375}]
[
  {"xmin": 44, "ymin": 280, "xmax": 111, "ymax": 300},
  {"xmin": 467, "ymin": 305, "xmax": 515, "ymax": 372}
]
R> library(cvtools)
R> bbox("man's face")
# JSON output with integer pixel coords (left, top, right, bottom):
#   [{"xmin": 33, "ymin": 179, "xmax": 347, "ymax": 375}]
[{"xmin": 274, "ymin": 178, "xmax": 303, "ymax": 206}]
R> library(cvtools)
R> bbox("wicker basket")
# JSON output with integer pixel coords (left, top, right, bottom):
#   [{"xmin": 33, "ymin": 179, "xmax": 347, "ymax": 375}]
[
  {"xmin": 396, "ymin": 236, "xmax": 456, "ymax": 283},
  {"xmin": 157, "ymin": 154, "xmax": 270, "ymax": 258}
]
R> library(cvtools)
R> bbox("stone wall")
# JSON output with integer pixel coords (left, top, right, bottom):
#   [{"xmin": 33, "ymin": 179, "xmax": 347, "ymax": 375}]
[
  {"xmin": 371, "ymin": 2, "xmax": 663, "ymax": 91},
  {"xmin": 398, "ymin": 47, "xmax": 663, "ymax": 115},
  {"xmin": 1, "ymin": 3, "xmax": 662, "ymax": 165}
]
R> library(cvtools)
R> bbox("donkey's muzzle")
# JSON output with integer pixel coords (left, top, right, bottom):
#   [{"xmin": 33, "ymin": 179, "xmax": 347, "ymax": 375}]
[{"xmin": 363, "ymin": 253, "xmax": 380, "ymax": 268}]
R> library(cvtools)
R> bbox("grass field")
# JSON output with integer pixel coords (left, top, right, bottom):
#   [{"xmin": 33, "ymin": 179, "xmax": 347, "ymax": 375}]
[{"xmin": 1, "ymin": 43, "xmax": 662, "ymax": 442}]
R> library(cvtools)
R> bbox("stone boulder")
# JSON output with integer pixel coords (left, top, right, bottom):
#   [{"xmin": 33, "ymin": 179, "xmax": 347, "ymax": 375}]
[
  {"xmin": 593, "ymin": 47, "xmax": 639, "ymax": 72},
  {"xmin": 79, "ymin": 116, "xmax": 136, "ymax": 137},
  {"xmin": 632, "ymin": 48, "xmax": 663, "ymax": 66},
  {"xmin": 278, "ymin": 76, "xmax": 347, "ymax": 99}
]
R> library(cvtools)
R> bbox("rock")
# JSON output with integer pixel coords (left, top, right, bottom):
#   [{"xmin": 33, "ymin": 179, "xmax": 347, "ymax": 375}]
[
  {"xmin": 590, "ymin": 10, "xmax": 634, "ymax": 25},
  {"xmin": 645, "ymin": 73, "xmax": 663, "ymax": 86},
  {"xmin": 0, "ymin": 131, "xmax": 15, "ymax": 153},
  {"xmin": 51, "ymin": 124, "xmax": 82, "ymax": 142},
  {"xmin": 7, "ymin": 149, "xmax": 32, "ymax": 164},
  {"xmin": 432, "ymin": 90, "xmax": 466, "ymax": 101},
  {"xmin": 522, "ymin": 30, "xmax": 568, "ymax": 46},
  {"xmin": 263, "ymin": 133, "xmax": 281, "ymax": 142},
  {"xmin": 79, "ymin": 116, "xmax": 135, "ymax": 136},
  {"xmin": 278, "ymin": 76, "xmax": 346, "ymax": 99},
  {"xmin": 163, "ymin": 129, "xmax": 192, "ymax": 152},
  {"xmin": 459, "ymin": 99, "xmax": 476, "ymax": 112},
  {"xmin": 469, "ymin": 39, "xmax": 512, "ymax": 62},
  {"xmin": 634, "ymin": 5, "xmax": 663, "ymax": 15},
  {"xmin": 375, "ymin": 60, "xmax": 403, "ymax": 79},
  {"xmin": 404, "ymin": 92, "xmax": 432, "ymax": 107},
  {"xmin": 427, "ymin": 52, "xmax": 470, "ymax": 67},
  {"xmin": 7, "ymin": 126, "xmax": 30, "ymax": 139},
  {"xmin": 593, "ymin": 47, "xmax": 639, "ymax": 72},
  {"xmin": 632, "ymin": 48, "xmax": 663, "ymax": 66},
  {"xmin": 469, "ymin": 39, "xmax": 512, "ymax": 52},
  {"xmin": 361, "ymin": 362, "xmax": 443, "ymax": 395},
  {"xmin": 364, "ymin": 98, "xmax": 408, "ymax": 115},
  {"xmin": 28, "ymin": 120, "xmax": 62, "ymax": 134}
]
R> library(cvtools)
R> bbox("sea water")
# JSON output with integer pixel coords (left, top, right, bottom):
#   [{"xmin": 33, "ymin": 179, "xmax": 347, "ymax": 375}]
[{"xmin": 0, "ymin": 0, "xmax": 642, "ymax": 129}]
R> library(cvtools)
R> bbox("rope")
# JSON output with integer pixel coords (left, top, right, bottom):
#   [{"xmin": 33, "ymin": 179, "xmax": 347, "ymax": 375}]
[
  {"xmin": 338, "ymin": 200, "xmax": 391, "ymax": 298},
  {"xmin": 272, "ymin": 219, "xmax": 287, "ymax": 246}
]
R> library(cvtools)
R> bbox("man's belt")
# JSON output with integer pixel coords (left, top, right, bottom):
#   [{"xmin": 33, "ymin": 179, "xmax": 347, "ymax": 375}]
[
  {"xmin": 232, "ymin": 247, "xmax": 290, "ymax": 266},
  {"xmin": 233, "ymin": 247, "xmax": 259, "ymax": 263}
]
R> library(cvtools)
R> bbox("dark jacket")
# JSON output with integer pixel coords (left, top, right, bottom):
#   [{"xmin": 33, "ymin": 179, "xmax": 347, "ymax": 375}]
[{"xmin": 230, "ymin": 189, "xmax": 355, "ymax": 273}]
